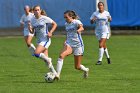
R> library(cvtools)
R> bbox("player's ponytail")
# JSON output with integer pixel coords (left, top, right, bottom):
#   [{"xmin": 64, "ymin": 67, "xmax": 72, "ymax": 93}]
[
  {"xmin": 64, "ymin": 10, "xmax": 79, "ymax": 19},
  {"xmin": 71, "ymin": 10, "xmax": 79, "ymax": 19}
]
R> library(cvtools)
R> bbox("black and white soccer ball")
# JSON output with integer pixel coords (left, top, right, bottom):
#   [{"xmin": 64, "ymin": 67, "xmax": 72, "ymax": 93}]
[{"xmin": 44, "ymin": 72, "xmax": 55, "ymax": 83}]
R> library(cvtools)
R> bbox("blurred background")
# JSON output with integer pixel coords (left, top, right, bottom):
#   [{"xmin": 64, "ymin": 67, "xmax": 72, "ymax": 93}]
[{"xmin": 0, "ymin": 0, "xmax": 140, "ymax": 36}]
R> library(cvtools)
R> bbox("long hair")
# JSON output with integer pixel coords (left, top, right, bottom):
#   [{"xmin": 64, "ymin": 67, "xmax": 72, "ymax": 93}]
[{"xmin": 64, "ymin": 10, "xmax": 79, "ymax": 19}]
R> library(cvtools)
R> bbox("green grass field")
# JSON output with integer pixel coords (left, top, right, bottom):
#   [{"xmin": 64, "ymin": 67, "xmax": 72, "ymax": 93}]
[{"xmin": 0, "ymin": 35, "xmax": 139, "ymax": 93}]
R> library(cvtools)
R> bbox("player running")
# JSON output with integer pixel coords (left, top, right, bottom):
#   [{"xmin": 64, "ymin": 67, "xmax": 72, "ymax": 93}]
[
  {"xmin": 90, "ymin": 2, "xmax": 112, "ymax": 65},
  {"xmin": 56, "ymin": 10, "xmax": 89, "ymax": 79},
  {"xmin": 20, "ymin": 5, "xmax": 36, "ymax": 55},
  {"xmin": 28, "ymin": 5, "xmax": 57, "ymax": 76}
]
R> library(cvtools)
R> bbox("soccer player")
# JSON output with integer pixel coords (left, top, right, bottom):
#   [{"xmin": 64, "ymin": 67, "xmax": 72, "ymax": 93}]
[
  {"xmin": 90, "ymin": 2, "xmax": 112, "ymax": 65},
  {"xmin": 20, "ymin": 5, "xmax": 36, "ymax": 55},
  {"xmin": 56, "ymin": 10, "xmax": 89, "ymax": 79},
  {"xmin": 28, "ymin": 5, "xmax": 57, "ymax": 75}
]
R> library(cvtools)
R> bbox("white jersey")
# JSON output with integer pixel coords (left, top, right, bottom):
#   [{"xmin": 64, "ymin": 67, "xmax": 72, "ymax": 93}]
[
  {"xmin": 65, "ymin": 19, "xmax": 84, "ymax": 48},
  {"xmin": 90, "ymin": 10, "xmax": 111, "ymax": 33},
  {"xmin": 30, "ymin": 15, "xmax": 53, "ymax": 43},
  {"xmin": 20, "ymin": 12, "xmax": 34, "ymax": 31}
]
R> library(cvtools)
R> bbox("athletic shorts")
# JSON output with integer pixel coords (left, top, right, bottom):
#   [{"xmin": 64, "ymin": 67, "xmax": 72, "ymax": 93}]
[
  {"xmin": 95, "ymin": 31, "xmax": 110, "ymax": 40},
  {"xmin": 23, "ymin": 29, "xmax": 34, "ymax": 37},
  {"xmin": 66, "ymin": 43, "xmax": 84, "ymax": 56},
  {"xmin": 38, "ymin": 39, "xmax": 51, "ymax": 49},
  {"xmin": 72, "ymin": 46, "xmax": 84, "ymax": 56}
]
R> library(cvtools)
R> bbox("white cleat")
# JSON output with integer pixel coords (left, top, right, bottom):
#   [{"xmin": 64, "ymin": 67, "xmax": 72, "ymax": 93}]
[
  {"xmin": 54, "ymin": 74, "xmax": 60, "ymax": 81},
  {"xmin": 83, "ymin": 68, "xmax": 89, "ymax": 78}
]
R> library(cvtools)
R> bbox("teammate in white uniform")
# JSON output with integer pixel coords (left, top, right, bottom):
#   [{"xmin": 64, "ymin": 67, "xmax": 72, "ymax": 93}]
[
  {"xmin": 28, "ymin": 5, "xmax": 57, "ymax": 76},
  {"xmin": 56, "ymin": 10, "xmax": 89, "ymax": 79},
  {"xmin": 20, "ymin": 5, "xmax": 36, "ymax": 55},
  {"xmin": 90, "ymin": 2, "xmax": 112, "ymax": 65}
]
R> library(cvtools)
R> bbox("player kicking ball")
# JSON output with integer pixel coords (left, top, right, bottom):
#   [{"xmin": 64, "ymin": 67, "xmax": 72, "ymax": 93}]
[{"xmin": 55, "ymin": 10, "xmax": 89, "ymax": 80}]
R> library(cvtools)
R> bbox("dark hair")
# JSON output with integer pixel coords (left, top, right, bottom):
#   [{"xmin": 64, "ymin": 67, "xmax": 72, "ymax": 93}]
[
  {"xmin": 98, "ymin": 1, "xmax": 104, "ymax": 6},
  {"xmin": 33, "ymin": 5, "xmax": 41, "ymax": 11},
  {"xmin": 64, "ymin": 10, "xmax": 79, "ymax": 19}
]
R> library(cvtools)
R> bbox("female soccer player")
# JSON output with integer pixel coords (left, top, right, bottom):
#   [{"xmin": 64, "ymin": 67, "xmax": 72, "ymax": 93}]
[
  {"xmin": 90, "ymin": 2, "xmax": 112, "ymax": 65},
  {"xmin": 20, "ymin": 5, "xmax": 36, "ymax": 55},
  {"xmin": 28, "ymin": 5, "xmax": 57, "ymax": 75},
  {"xmin": 56, "ymin": 10, "xmax": 89, "ymax": 79}
]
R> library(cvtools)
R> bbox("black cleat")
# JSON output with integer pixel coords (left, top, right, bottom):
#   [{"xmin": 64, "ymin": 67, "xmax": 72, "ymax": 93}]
[
  {"xmin": 96, "ymin": 61, "xmax": 102, "ymax": 65},
  {"xmin": 107, "ymin": 58, "xmax": 111, "ymax": 64}
]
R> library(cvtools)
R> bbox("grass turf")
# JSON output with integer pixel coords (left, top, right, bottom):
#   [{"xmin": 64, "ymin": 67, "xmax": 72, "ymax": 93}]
[{"xmin": 0, "ymin": 35, "xmax": 139, "ymax": 93}]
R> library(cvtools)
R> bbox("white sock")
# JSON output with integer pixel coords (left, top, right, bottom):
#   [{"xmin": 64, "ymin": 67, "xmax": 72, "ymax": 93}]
[
  {"xmin": 98, "ymin": 48, "xmax": 104, "ymax": 61},
  {"xmin": 40, "ymin": 53, "xmax": 57, "ymax": 75},
  {"xmin": 40, "ymin": 53, "xmax": 50, "ymax": 62},
  {"xmin": 104, "ymin": 48, "xmax": 110, "ymax": 58},
  {"xmin": 56, "ymin": 58, "xmax": 63, "ymax": 76},
  {"xmin": 80, "ymin": 65, "xmax": 88, "ymax": 72},
  {"xmin": 48, "ymin": 63, "xmax": 57, "ymax": 75},
  {"xmin": 28, "ymin": 43, "xmax": 36, "ymax": 55}
]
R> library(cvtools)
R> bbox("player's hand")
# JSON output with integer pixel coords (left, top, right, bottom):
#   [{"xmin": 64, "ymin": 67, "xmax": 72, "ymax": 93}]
[
  {"xmin": 90, "ymin": 17, "xmax": 97, "ymax": 24},
  {"xmin": 107, "ymin": 16, "xmax": 112, "ymax": 22},
  {"xmin": 47, "ymin": 32, "xmax": 52, "ymax": 38}
]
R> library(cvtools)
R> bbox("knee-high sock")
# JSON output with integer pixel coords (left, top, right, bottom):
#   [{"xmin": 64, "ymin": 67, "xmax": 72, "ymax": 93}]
[
  {"xmin": 104, "ymin": 48, "xmax": 110, "ymax": 58},
  {"xmin": 56, "ymin": 58, "xmax": 63, "ymax": 76},
  {"xmin": 80, "ymin": 65, "xmax": 88, "ymax": 72},
  {"xmin": 98, "ymin": 48, "xmax": 104, "ymax": 61},
  {"xmin": 40, "ymin": 53, "xmax": 57, "ymax": 75}
]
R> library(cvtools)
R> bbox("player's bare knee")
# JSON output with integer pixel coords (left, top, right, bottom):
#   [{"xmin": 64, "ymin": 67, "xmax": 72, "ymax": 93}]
[
  {"xmin": 26, "ymin": 42, "xmax": 31, "ymax": 47},
  {"xmin": 99, "ymin": 43, "xmax": 104, "ymax": 48},
  {"xmin": 59, "ymin": 54, "xmax": 65, "ymax": 59}
]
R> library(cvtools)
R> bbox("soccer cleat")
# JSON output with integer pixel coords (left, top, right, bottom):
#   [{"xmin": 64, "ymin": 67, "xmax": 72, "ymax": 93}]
[
  {"xmin": 54, "ymin": 74, "xmax": 60, "ymax": 81},
  {"xmin": 107, "ymin": 58, "xmax": 111, "ymax": 64},
  {"xmin": 83, "ymin": 68, "xmax": 89, "ymax": 78},
  {"xmin": 96, "ymin": 61, "xmax": 102, "ymax": 65}
]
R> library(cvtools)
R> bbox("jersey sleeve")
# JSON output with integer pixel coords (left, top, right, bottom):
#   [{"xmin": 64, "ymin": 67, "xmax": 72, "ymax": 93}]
[
  {"xmin": 75, "ymin": 20, "xmax": 83, "ymax": 28},
  {"xmin": 76, "ymin": 20, "xmax": 83, "ymax": 25},
  {"xmin": 44, "ymin": 16, "xmax": 53, "ymax": 24},
  {"xmin": 106, "ymin": 11, "xmax": 111, "ymax": 18},
  {"xmin": 90, "ymin": 12, "xmax": 96, "ymax": 20},
  {"xmin": 20, "ymin": 15, "xmax": 24, "ymax": 24}
]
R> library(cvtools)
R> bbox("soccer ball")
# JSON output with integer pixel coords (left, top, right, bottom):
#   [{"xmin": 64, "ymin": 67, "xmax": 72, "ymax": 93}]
[{"xmin": 44, "ymin": 72, "xmax": 55, "ymax": 83}]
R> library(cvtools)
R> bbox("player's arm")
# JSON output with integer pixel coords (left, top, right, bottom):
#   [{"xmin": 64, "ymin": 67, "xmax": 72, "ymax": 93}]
[
  {"xmin": 28, "ymin": 22, "xmax": 34, "ymax": 34},
  {"xmin": 90, "ymin": 17, "xmax": 97, "ymax": 24},
  {"xmin": 108, "ymin": 17, "xmax": 112, "ymax": 22},
  {"xmin": 47, "ymin": 21, "xmax": 57, "ymax": 38},
  {"xmin": 107, "ymin": 12, "xmax": 112, "ymax": 22},
  {"xmin": 20, "ymin": 16, "xmax": 24, "ymax": 29},
  {"xmin": 77, "ymin": 24, "xmax": 84, "ymax": 33}
]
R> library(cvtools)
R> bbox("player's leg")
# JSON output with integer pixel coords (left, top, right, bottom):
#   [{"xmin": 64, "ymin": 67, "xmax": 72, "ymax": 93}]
[
  {"xmin": 103, "ymin": 42, "xmax": 111, "ymax": 64},
  {"xmin": 96, "ymin": 38, "xmax": 107, "ymax": 65},
  {"xmin": 43, "ymin": 49, "xmax": 57, "ymax": 75},
  {"xmin": 74, "ymin": 55, "xmax": 89, "ymax": 78},
  {"xmin": 74, "ymin": 47, "xmax": 89, "ymax": 78},
  {"xmin": 34, "ymin": 45, "xmax": 51, "ymax": 64},
  {"xmin": 56, "ymin": 44, "xmax": 72, "ymax": 78},
  {"xmin": 24, "ymin": 34, "xmax": 36, "ymax": 55}
]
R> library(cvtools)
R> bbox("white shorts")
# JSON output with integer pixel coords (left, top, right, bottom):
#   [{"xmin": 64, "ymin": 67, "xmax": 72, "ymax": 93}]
[
  {"xmin": 38, "ymin": 39, "xmax": 51, "ymax": 49},
  {"xmin": 23, "ymin": 29, "xmax": 34, "ymax": 37},
  {"xmin": 95, "ymin": 31, "xmax": 110, "ymax": 40},
  {"xmin": 72, "ymin": 46, "xmax": 84, "ymax": 56}
]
